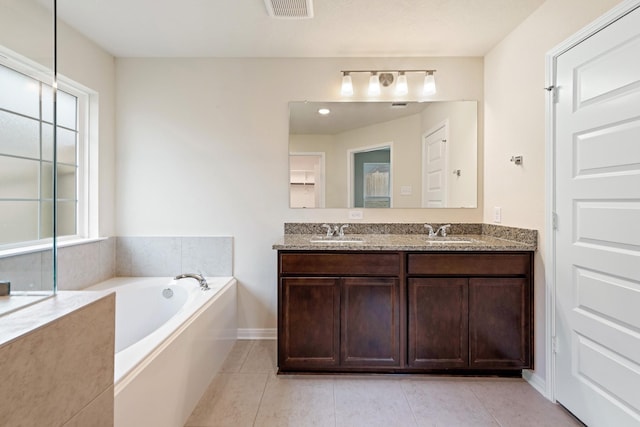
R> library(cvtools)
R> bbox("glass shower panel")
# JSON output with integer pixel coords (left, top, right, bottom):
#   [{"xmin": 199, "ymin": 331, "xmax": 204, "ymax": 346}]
[{"xmin": 0, "ymin": 0, "xmax": 56, "ymax": 315}]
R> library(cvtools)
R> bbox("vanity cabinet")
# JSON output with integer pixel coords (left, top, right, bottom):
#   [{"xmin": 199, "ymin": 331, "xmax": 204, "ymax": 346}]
[
  {"xmin": 277, "ymin": 250, "xmax": 533, "ymax": 374},
  {"xmin": 278, "ymin": 252, "xmax": 402, "ymax": 372},
  {"xmin": 406, "ymin": 253, "xmax": 533, "ymax": 371}
]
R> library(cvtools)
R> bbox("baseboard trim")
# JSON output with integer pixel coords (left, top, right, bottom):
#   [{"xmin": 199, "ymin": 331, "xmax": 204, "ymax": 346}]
[
  {"xmin": 237, "ymin": 328, "xmax": 277, "ymax": 340},
  {"xmin": 523, "ymin": 370, "xmax": 549, "ymax": 400}
]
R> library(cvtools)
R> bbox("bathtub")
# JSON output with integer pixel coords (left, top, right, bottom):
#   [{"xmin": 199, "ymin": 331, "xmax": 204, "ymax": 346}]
[{"xmin": 89, "ymin": 276, "xmax": 237, "ymax": 427}]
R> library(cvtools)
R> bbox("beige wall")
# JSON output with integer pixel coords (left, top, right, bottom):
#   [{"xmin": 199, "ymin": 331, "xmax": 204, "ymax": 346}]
[
  {"xmin": 483, "ymin": 0, "xmax": 623, "ymax": 386},
  {"xmin": 115, "ymin": 57, "xmax": 484, "ymax": 331}
]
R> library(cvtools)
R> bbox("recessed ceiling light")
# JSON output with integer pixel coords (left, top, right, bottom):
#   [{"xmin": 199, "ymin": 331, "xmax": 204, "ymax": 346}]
[{"xmin": 318, "ymin": 108, "xmax": 330, "ymax": 115}]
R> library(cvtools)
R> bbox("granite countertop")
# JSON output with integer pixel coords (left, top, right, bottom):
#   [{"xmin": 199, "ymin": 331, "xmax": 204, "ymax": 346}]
[{"xmin": 272, "ymin": 223, "xmax": 537, "ymax": 252}]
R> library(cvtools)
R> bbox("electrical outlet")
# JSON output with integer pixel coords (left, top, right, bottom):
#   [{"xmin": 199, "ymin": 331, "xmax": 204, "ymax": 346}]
[
  {"xmin": 494, "ymin": 207, "xmax": 502, "ymax": 223},
  {"xmin": 348, "ymin": 210, "xmax": 363, "ymax": 220}
]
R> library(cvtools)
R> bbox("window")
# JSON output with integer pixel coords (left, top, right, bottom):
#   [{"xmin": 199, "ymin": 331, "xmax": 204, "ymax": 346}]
[{"xmin": 0, "ymin": 57, "xmax": 88, "ymax": 249}]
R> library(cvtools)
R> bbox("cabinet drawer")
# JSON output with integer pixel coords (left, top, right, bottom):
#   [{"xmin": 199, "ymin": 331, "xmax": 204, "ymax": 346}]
[
  {"xmin": 407, "ymin": 253, "xmax": 530, "ymax": 276},
  {"xmin": 280, "ymin": 252, "xmax": 400, "ymax": 276}
]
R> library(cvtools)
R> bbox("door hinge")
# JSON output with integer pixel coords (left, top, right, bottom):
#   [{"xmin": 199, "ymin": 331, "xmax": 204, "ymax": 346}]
[
  {"xmin": 552, "ymin": 212, "xmax": 558, "ymax": 230},
  {"xmin": 545, "ymin": 85, "xmax": 558, "ymax": 103},
  {"xmin": 552, "ymin": 336, "xmax": 558, "ymax": 354}
]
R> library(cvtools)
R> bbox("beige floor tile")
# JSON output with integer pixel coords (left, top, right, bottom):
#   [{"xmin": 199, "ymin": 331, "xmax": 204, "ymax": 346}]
[
  {"xmin": 184, "ymin": 373, "xmax": 269, "ymax": 427},
  {"xmin": 240, "ymin": 340, "xmax": 278, "ymax": 374},
  {"xmin": 220, "ymin": 340, "xmax": 254, "ymax": 373},
  {"xmin": 402, "ymin": 378, "xmax": 499, "ymax": 427},
  {"xmin": 334, "ymin": 377, "xmax": 417, "ymax": 427},
  {"xmin": 468, "ymin": 379, "xmax": 583, "ymax": 427},
  {"xmin": 184, "ymin": 342, "xmax": 584, "ymax": 427},
  {"xmin": 254, "ymin": 376, "xmax": 336, "ymax": 426}
]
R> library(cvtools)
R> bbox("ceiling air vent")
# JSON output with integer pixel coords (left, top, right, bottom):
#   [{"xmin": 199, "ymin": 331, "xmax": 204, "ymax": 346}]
[{"xmin": 264, "ymin": 0, "xmax": 314, "ymax": 19}]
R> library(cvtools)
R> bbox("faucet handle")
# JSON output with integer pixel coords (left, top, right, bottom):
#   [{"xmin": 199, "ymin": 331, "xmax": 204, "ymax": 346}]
[
  {"xmin": 424, "ymin": 224, "xmax": 437, "ymax": 238},
  {"xmin": 321, "ymin": 223, "xmax": 333, "ymax": 237},
  {"xmin": 339, "ymin": 224, "xmax": 349, "ymax": 237},
  {"xmin": 438, "ymin": 224, "xmax": 451, "ymax": 237}
]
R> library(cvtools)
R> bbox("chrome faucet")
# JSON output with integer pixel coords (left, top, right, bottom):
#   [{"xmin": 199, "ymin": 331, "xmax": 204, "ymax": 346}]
[
  {"xmin": 322, "ymin": 223, "xmax": 334, "ymax": 237},
  {"xmin": 438, "ymin": 224, "xmax": 451, "ymax": 237},
  {"xmin": 321, "ymin": 224, "xmax": 349, "ymax": 238},
  {"xmin": 424, "ymin": 224, "xmax": 437, "ymax": 238},
  {"xmin": 174, "ymin": 273, "xmax": 209, "ymax": 291}
]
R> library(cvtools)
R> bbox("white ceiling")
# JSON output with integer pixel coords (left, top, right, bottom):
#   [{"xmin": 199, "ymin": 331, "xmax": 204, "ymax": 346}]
[{"xmin": 55, "ymin": 0, "xmax": 545, "ymax": 58}]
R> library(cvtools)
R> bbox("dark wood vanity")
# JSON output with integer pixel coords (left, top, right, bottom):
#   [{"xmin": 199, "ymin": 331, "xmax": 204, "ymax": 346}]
[{"xmin": 277, "ymin": 249, "xmax": 533, "ymax": 375}]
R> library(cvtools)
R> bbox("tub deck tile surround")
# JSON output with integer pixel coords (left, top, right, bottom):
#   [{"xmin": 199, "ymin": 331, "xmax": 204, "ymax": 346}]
[
  {"xmin": 0, "ymin": 291, "xmax": 115, "ymax": 427},
  {"xmin": 275, "ymin": 223, "xmax": 537, "ymax": 251},
  {"xmin": 116, "ymin": 236, "xmax": 233, "ymax": 277}
]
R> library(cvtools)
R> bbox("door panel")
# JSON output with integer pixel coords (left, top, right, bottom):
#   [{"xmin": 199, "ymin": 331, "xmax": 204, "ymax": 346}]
[
  {"xmin": 422, "ymin": 125, "xmax": 448, "ymax": 207},
  {"xmin": 341, "ymin": 277, "xmax": 400, "ymax": 366},
  {"xmin": 407, "ymin": 278, "xmax": 468, "ymax": 368},
  {"xmin": 554, "ymin": 5, "xmax": 640, "ymax": 426},
  {"xmin": 469, "ymin": 278, "xmax": 530, "ymax": 369},
  {"xmin": 279, "ymin": 277, "xmax": 340, "ymax": 368}
]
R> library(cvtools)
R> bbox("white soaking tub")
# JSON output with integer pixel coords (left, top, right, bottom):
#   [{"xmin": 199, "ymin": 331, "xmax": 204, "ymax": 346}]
[{"xmin": 90, "ymin": 276, "xmax": 237, "ymax": 427}]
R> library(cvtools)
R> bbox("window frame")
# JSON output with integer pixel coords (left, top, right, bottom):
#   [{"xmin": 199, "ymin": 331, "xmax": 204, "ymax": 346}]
[{"xmin": 0, "ymin": 49, "xmax": 93, "ymax": 253}]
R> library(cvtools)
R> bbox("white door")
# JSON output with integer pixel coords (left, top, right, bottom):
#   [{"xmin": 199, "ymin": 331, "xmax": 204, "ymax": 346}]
[
  {"xmin": 554, "ymin": 6, "xmax": 640, "ymax": 426},
  {"xmin": 422, "ymin": 125, "xmax": 448, "ymax": 207}
]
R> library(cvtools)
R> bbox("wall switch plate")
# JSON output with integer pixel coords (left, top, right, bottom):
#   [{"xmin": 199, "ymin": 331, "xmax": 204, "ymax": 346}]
[
  {"xmin": 400, "ymin": 185, "xmax": 412, "ymax": 196},
  {"xmin": 348, "ymin": 210, "xmax": 364, "ymax": 220},
  {"xmin": 494, "ymin": 207, "xmax": 502, "ymax": 223}
]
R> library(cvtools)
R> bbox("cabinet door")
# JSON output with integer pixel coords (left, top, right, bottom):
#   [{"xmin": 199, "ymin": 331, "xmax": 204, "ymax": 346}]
[
  {"xmin": 279, "ymin": 277, "xmax": 340, "ymax": 370},
  {"xmin": 469, "ymin": 278, "xmax": 531, "ymax": 369},
  {"xmin": 341, "ymin": 277, "xmax": 400, "ymax": 367},
  {"xmin": 407, "ymin": 278, "xmax": 469, "ymax": 368}
]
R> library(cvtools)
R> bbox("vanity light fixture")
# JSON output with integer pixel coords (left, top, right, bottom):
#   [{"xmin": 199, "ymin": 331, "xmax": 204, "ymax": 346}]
[
  {"xmin": 368, "ymin": 72, "xmax": 381, "ymax": 96},
  {"xmin": 341, "ymin": 72, "xmax": 354, "ymax": 96},
  {"xmin": 423, "ymin": 71, "xmax": 436, "ymax": 96},
  {"xmin": 317, "ymin": 108, "xmax": 331, "ymax": 115},
  {"xmin": 339, "ymin": 69, "xmax": 437, "ymax": 97},
  {"xmin": 395, "ymin": 72, "xmax": 408, "ymax": 96}
]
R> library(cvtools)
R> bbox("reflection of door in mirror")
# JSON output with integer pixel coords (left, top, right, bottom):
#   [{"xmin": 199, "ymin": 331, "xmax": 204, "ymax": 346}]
[
  {"xmin": 289, "ymin": 153, "xmax": 325, "ymax": 208},
  {"xmin": 350, "ymin": 146, "xmax": 391, "ymax": 208},
  {"xmin": 422, "ymin": 122, "xmax": 448, "ymax": 207}
]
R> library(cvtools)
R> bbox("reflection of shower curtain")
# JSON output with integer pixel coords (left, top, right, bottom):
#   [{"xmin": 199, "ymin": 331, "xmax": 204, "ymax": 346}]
[{"xmin": 365, "ymin": 171, "xmax": 389, "ymax": 196}]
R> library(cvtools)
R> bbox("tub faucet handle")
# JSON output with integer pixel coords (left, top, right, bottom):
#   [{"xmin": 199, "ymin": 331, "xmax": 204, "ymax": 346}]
[{"xmin": 174, "ymin": 273, "xmax": 209, "ymax": 291}]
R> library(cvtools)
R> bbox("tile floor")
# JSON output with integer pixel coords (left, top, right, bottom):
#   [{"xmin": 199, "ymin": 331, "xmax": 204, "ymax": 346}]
[{"xmin": 185, "ymin": 340, "xmax": 582, "ymax": 427}]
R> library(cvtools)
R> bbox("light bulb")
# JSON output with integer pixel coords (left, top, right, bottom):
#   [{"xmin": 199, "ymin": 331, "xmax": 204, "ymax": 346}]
[
  {"xmin": 368, "ymin": 73, "xmax": 381, "ymax": 96},
  {"xmin": 341, "ymin": 73, "xmax": 353, "ymax": 96},
  {"xmin": 423, "ymin": 72, "xmax": 436, "ymax": 96},
  {"xmin": 395, "ymin": 72, "xmax": 408, "ymax": 96}
]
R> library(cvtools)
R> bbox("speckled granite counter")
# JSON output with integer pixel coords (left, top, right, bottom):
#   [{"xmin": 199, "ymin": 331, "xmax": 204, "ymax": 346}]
[{"xmin": 273, "ymin": 223, "xmax": 536, "ymax": 251}]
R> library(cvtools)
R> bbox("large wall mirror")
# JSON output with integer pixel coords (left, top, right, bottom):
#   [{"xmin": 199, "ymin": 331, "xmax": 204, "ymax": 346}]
[
  {"xmin": 0, "ymin": 0, "xmax": 57, "ymax": 315},
  {"xmin": 289, "ymin": 101, "xmax": 478, "ymax": 209}
]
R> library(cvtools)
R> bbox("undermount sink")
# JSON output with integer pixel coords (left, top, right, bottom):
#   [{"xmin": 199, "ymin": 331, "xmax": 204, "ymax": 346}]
[
  {"xmin": 310, "ymin": 236, "xmax": 365, "ymax": 244},
  {"xmin": 426, "ymin": 237, "xmax": 476, "ymax": 244}
]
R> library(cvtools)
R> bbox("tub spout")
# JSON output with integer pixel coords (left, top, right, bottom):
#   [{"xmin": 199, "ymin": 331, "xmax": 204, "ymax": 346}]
[{"xmin": 174, "ymin": 273, "xmax": 209, "ymax": 291}]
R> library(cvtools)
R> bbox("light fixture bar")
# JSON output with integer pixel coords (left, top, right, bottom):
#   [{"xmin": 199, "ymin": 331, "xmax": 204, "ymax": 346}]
[
  {"xmin": 339, "ymin": 69, "xmax": 437, "ymax": 97},
  {"xmin": 340, "ymin": 69, "xmax": 437, "ymax": 74}
]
